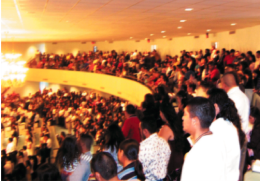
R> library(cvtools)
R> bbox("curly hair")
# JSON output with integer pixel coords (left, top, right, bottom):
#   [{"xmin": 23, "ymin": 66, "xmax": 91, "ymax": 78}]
[
  {"xmin": 55, "ymin": 137, "xmax": 80, "ymax": 169},
  {"xmin": 207, "ymin": 88, "xmax": 246, "ymax": 148}
]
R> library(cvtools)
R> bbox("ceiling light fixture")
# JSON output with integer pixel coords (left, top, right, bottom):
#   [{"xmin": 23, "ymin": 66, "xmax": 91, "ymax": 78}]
[
  {"xmin": 150, "ymin": 34, "xmax": 154, "ymax": 36},
  {"xmin": 188, "ymin": 33, "xmax": 191, "ymax": 35},
  {"xmin": 231, "ymin": 23, "xmax": 236, "ymax": 26},
  {"xmin": 130, "ymin": 37, "xmax": 133, "ymax": 39},
  {"xmin": 178, "ymin": 26, "xmax": 182, "ymax": 29},
  {"xmin": 207, "ymin": 29, "xmax": 211, "ymax": 32},
  {"xmin": 180, "ymin": 20, "xmax": 186, "ymax": 22},
  {"xmin": 161, "ymin": 31, "xmax": 166, "ymax": 33},
  {"xmin": 163, "ymin": 36, "xmax": 166, "ymax": 38},
  {"xmin": 185, "ymin": 8, "xmax": 193, "ymax": 11}
]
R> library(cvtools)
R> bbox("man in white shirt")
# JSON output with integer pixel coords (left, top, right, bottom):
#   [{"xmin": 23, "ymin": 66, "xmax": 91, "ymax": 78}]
[
  {"xmin": 6, "ymin": 138, "xmax": 14, "ymax": 154},
  {"xmin": 221, "ymin": 72, "xmax": 250, "ymax": 134},
  {"xmin": 181, "ymin": 97, "xmax": 225, "ymax": 181},
  {"xmin": 139, "ymin": 116, "xmax": 171, "ymax": 181},
  {"xmin": 207, "ymin": 88, "xmax": 241, "ymax": 181}
]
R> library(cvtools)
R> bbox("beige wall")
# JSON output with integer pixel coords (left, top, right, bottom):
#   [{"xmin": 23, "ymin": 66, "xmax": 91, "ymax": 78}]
[
  {"xmin": 1, "ymin": 25, "xmax": 260, "ymax": 61},
  {"xmin": 19, "ymin": 69, "xmax": 152, "ymax": 106}
]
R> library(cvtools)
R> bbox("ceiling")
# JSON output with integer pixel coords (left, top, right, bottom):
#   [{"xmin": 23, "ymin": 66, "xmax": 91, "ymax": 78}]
[{"xmin": 1, "ymin": 0, "xmax": 260, "ymax": 42}]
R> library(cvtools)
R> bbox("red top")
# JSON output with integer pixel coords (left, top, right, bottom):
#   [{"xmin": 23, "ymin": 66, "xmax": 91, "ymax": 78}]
[
  {"xmin": 224, "ymin": 55, "xmax": 235, "ymax": 65},
  {"xmin": 209, "ymin": 68, "xmax": 220, "ymax": 81},
  {"xmin": 122, "ymin": 116, "xmax": 141, "ymax": 143}
]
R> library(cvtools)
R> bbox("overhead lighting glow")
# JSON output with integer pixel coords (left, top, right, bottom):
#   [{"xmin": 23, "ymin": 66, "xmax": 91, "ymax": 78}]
[
  {"xmin": 231, "ymin": 23, "xmax": 236, "ymax": 26},
  {"xmin": 161, "ymin": 31, "xmax": 166, "ymax": 33},
  {"xmin": 180, "ymin": 20, "xmax": 186, "ymax": 22},
  {"xmin": 185, "ymin": 8, "xmax": 193, "ymax": 11},
  {"xmin": 163, "ymin": 36, "xmax": 166, "ymax": 38},
  {"xmin": 207, "ymin": 29, "xmax": 211, "ymax": 32},
  {"xmin": 187, "ymin": 33, "xmax": 191, "ymax": 35},
  {"xmin": 178, "ymin": 26, "xmax": 182, "ymax": 29},
  {"xmin": 13, "ymin": 0, "xmax": 23, "ymax": 26},
  {"xmin": 150, "ymin": 34, "xmax": 154, "ymax": 36}
]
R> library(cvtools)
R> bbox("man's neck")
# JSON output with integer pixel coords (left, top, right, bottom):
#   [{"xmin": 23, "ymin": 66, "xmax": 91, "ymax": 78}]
[
  {"xmin": 107, "ymin": 176, "xmax": 120, "ymax": 181},
  {"xmin": 226, "ymin": 85, "xmax": 237, "ymax": 93},
  {"xmin": 82, "ymin": 149, "xmax": 90, "ymax": 154},
  {"xmin": 192, "ymin": 128, "xmax": 210, "ymax": 143},
  {"xmin": 123, "ymin": 160, "xmax": 134, "ymax": 168}
]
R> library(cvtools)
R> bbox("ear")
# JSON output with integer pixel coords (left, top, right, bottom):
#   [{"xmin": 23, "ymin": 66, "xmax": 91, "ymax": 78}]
[
  {"xmin": 95, "ymin": 172, "xmax": 102, "ymax": 181},
  {"xmin": 214, "ymin": 103, "xmax": 220, "ymax": 116},
  {"xmin": 143, "ymin": 128, "xmax": 149, "ymax": 137}
]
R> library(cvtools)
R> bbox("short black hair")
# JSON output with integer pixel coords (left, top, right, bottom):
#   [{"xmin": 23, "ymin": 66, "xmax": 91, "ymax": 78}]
[
  {"xmin": 9, "ymin": 137, "xmax": 13, "ymax": 142},
  {"xmin": 91, "ymin": 152, "xmax": 117, "ymax": 180},
  {"xmin": 186, "ymin": 97, "xmax": 215, "ymax": 128},
  {"xmin": 188, "ymin": 83, "xmax": 197, "ymax": 92},
  {"xmin": 37, "ymin": 163, "xmax": 61, "ymax": 181},
  {"xmin": 126, "ymin": 104, "xmax": 135, "ymax": 115},
  {"xmin": 61, "ymin": 132, "xmax": 66, "ymax": 137},
  {"xmin": 257, "ymin": 50, "xmax": 260, "ymax": 54},
  {"xmin": 79, "ymin": 133, "xmax": 93, "ymax": 150},
  {"xmin": 140, "ymin": 116, "xmax": 157, "ymax": 134}
]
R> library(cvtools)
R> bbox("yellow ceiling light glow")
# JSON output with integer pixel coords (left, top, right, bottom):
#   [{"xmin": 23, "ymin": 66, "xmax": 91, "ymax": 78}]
[
  {"xmin": 180, "ymin": 20, "xmax": 186, "ymax": 22},
  {"xmin": 207, "ymin": 29, "xmax": 211, "ymax": 32},
  {"xmin": 150, "ymin": 34, "xmax": 154, "ymax": 36},
  {"xmin": 1, "ymin": 53, "xmax": 28, "ymax": 87},
  {"xmin": 185, "ymin": 8, "xmax": 193, "ymax": 11},
  {"xmin": 178, "ymin": 26, "xmax": 182, "ymax": 29},
  {"xmin": 13, "ymin": 0, "xmax": 23, "ymax": 26},
  {"xmin": 161, "ymin": 31, "xmax": 166, "ymax": 33},
  {"xmin": 231, "ymin": 23, "xmax": 236, "ymax": 26}
]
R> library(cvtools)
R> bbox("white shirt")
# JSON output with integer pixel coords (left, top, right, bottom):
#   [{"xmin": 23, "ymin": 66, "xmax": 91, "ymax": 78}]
[
  {"xmin": 47, "ymin": 138, "xmax": 52, "ymax": 149},
  {"xmin": 139, "ymin": 133, "xmax": 171, "ymax": 181},
  {"xmin": 181, "ymin": 134, "xmax": 225, "ymax": 181},
  {"xmin": 227, "ymin": 86, "xmax": 250, "ymax": 134},
  {"xmin": 6, "ymin": 142, "xmax": 14, "ymax": 154},
  {"xmin": 210, "ymin": 118, "xmax": 240, "ymax": 181}
]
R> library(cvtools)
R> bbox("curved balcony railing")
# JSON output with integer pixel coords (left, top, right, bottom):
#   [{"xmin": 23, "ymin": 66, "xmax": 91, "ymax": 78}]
[{"xmin": 25, "ymin": 68, "xmax": 153, "ymax": 106}]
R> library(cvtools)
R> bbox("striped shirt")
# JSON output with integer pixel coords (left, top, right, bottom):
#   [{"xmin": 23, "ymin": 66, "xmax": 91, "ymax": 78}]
[{"xmin": 118, "ymin": 162, "xmax": 138, "ymax": 180}]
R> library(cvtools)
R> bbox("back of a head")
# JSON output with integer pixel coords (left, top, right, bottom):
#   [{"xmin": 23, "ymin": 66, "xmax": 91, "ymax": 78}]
[
  {"xmin": 80, "ymin": 133, "xmax": 93, "ymax": 150},
  {"xmin": 37, "ymin": 163, "xmax": 61, "ymax": 181},
  {"xmin": 126, "ymin": 104, "xmax": 136, "ymax": 115},
  {"xmin": 141, "ymin": 116, "xmax": 157, "ymax": 134},
  {"xmin": 104, "ymin": 123, "xmax": 125, "ymax": 151},
  {"xmin": 186, "ymin": 97, "xmax": 215, "ymax": 128},
  {"xmin": 207, "ymin": 88, "xmax": 229, "ymax": 111},
  {"xmin": 119, "ymin": 139, "xmax": 139, "ymax": 161},
  {"xmin": 222, "ymin": 72, "xmax": 238, "ymax": 88},
  {"xmin": 91, "ymin": 152, "xmax": 117, "ymax": 180}
]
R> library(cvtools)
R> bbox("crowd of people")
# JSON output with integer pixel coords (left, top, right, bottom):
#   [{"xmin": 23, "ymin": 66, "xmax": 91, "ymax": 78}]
[
  {"xmin": 1, "ymin": 47, "xmax": 260, "ymax": 181},
  {"xmin": 28, "ymin": 48, "xmax": 260, "ymax": 93}
]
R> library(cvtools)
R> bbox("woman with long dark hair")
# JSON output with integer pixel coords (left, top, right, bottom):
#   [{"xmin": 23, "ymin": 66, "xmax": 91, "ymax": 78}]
[
  {"xmin": 158, "ymin": 101, "xmax": 187, "ymax": 179},
  {"xmin": 55, "ymin": 137, "xmax": 80, "ymax": 181},
  {"xmin": 207, "ymin": 88, "xmax": 246, "ymax": 181},
  {"xmin": 102, "ymin": 123, "xmax": 125, "ymax": 172},
  {"xmin": 117, "ymin": 139, "xmax": 145, "ymax": 180}
]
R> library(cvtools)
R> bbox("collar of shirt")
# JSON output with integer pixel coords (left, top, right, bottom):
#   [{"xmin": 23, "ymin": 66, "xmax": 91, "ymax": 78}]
[{"xmin": 141, "ymin": 133, "xmax": 157, "ymax": 145}]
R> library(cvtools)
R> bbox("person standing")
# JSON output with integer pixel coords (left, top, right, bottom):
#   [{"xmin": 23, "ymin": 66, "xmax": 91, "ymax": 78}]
[
  {"xmin": 122, "ymin": 104, "xmax": 141, "ymax": 143},
  {"xmin": 139, "ymin": 116, "xmax": 171, "ymax": 181},
  {"xmin": 181, "ymin": 97, "xmax": 225, "ymax": 181}
]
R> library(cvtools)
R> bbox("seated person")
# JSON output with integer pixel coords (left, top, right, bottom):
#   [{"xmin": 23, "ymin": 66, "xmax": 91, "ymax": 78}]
[{"xmin": 37, "ymin": 163, "xmax": 62, "ymax": 181}]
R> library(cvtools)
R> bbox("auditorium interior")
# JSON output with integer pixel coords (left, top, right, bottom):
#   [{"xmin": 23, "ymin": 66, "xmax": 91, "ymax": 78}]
[{"xmin": 1, "ymin": 0, "xmax": 260, "ymax": 180}]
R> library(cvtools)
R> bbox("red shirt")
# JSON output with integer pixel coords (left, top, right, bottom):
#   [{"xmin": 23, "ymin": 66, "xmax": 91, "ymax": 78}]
[
  {"xmin": 209, "ymin": 68, "xmax": 220, "ymax": 81},
  {"xmin": 224, "ymin": 55, "xmax": 235, "ymax": 65},
  {"xmin": 122, "ymin": 116, "xmax": 141, "ymax": 143}
]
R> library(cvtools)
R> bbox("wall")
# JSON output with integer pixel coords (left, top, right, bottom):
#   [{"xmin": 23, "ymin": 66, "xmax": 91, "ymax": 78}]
[
  {"xmin": 12, "ymin": 69, "xmax": 152, "ymax": 106},
  {"xmin": 1, "ymin": 25, "xmax": 260, "ymax": 61}
]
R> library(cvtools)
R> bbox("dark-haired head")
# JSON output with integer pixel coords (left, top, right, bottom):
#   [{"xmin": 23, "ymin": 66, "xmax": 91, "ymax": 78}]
[
  {"xmin": 37, "ymin": 163, "xmax": 62, "ymax": 181},
  {"xmin": 102, "ymin": 123, "xmax": 125, "ymax": 152},
  {"xmin": 118, "ymin": 139, "xmax": 145, "ymax": 180},
  {"xmin": 79, "ymin": 133, "xmax": 93, "ymax": 153},
  {"xmin": 140, "ymin": 116, "xmax": 157, "ymax": 140},
  {"xmin": 182, "ymin": 97, "xmax": 215, "ymax": 134},
  {"xmin": 207, "ymin": 88, "xmax": 245, "ymax": 148},
  {"xmin": 126, "ymin": 104, "xmax": 136, "ymax": 116},
  {"xmin": 55, "ymin": 137, "xmax": 80, "ymax": 169},
  {"xmin": 91, "ymin": 152, "xmax": 118, "ymax": 181}
]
